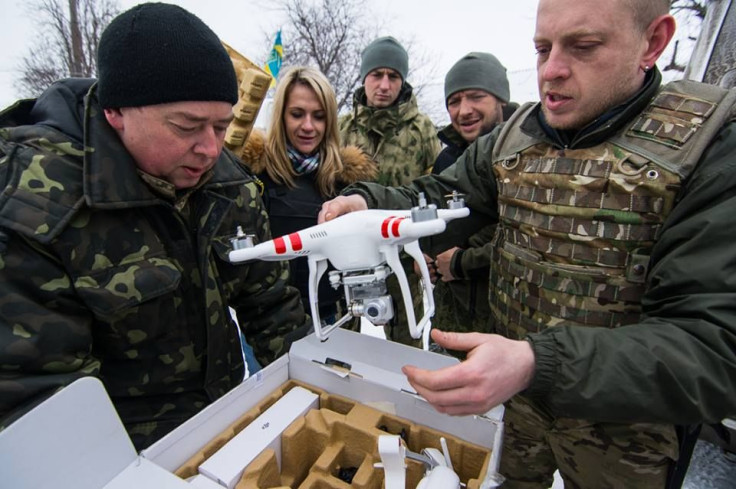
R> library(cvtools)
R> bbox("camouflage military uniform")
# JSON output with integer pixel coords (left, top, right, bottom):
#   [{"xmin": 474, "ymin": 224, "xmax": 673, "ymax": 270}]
[
  {"xmin": 0, "ymin": 79, "xmax": 310, "ymax": 450},
  {"xmin": 344, "ymin": 69, "xmax": 736, "ymax": 487},
  {"xmin": 339, "ymin": 83, "xmax": 440, "ymax": 187}
]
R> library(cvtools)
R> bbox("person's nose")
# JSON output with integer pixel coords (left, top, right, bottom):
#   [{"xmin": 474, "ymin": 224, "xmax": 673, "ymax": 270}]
[
  {"xmin": 194, "ymin": 126, "xmax": 220, "ymax": 158},
  {"xmin": 301, "ymin": 115, "xmax": 315, "ymax": 132},
  {"xmin": 540, "ymin": 48, "xmax": 571, "ymax": 82},
  {"xmin": 459, "ymin": 97, "xmax": 474, "ymax": 116},
  {"xmin": 379, "ymin": 74, "xmax": 391, "ymax": 90}
]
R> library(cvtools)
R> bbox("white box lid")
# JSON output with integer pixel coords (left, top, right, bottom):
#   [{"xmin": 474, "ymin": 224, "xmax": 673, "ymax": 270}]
[{"xmin": 0, "ymin": 377, "xmax": 136, "ymax": 489}]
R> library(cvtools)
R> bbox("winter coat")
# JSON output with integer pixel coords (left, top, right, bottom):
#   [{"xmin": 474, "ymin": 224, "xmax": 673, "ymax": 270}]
[
  {"xmin": 239, "ymin": 130, "xmax": 377, "ymax": 319},
  {"xmin": 339, "ymin": 83, "xmax": 440, "ymax": 187},
  {"xmin": 0, "ymin": 79, "xmax": 310, "ymax": 449},
  {"xmin": 432, "ymin": 124, "xmax": 468, "ymax": 175}
]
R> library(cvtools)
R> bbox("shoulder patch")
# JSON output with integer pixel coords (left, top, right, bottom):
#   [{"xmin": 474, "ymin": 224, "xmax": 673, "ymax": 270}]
[{"xmin": 627, "ymin": 91, "xmax": 717, "ymax": 149}]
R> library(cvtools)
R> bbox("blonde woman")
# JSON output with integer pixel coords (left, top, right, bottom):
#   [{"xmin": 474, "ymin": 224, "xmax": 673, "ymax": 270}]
[{"xmin": 241, "ymin": 66, "xmax": 376, "ymax": 328}]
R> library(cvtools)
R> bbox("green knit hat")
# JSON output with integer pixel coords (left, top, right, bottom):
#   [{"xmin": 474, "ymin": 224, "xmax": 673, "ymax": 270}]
[
  {"xmin": 444, "ymin": 52, "xmax": 510, "ymax": 105},
  {"xmin": 360, "ymin": 36, "xmax": 409, "ymax": 82}
]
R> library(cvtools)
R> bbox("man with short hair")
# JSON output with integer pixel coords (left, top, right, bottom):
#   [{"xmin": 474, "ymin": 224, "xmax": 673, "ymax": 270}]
[
  {"xmin": 320, "ymin": 0, "xmax": 736, "ymax": 486},
  {"xmin": 339, "ymin": 36, "xmax": 440, "ymax": 187},
  {"xmin": 0, "ymin": 3, "xmax": 309, "ymax": 450}
]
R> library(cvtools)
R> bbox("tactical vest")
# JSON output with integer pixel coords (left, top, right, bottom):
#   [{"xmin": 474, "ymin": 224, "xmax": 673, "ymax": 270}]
[{"xmin": 489, "ymin": 81, "xmax": 736, "ymax": 340}]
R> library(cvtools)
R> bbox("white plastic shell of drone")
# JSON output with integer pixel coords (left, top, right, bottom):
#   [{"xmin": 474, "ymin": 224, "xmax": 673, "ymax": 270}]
[
  {"xmin": 228, "ymin": 205, "xmax": 469, "ymax": 341},
  {"xmin": 376, "ymin": 435, "xmax": 461, "ymax": 489}
]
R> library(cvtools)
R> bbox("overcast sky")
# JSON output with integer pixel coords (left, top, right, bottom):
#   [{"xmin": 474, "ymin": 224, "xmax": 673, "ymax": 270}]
[
  {"xmin": 0, "ymin": 0, "xmax": 541, "ymax": 121},
  {"xmin": 0, "ymin": 0, "xmax": 695, "ymax": 124}
]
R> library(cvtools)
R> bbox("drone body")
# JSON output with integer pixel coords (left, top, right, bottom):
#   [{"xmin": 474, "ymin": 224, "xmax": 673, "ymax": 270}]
[{"xmin": 229, "ymin": 196, "xmax": 469, "ymax": 341}]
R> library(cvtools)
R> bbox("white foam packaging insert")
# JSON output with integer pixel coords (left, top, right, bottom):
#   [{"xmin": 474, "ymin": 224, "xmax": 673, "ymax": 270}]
[
  {"xmin": 0, "ymin": 328, "xmax": 504, "ymax": 488},
  {"xmin": 198, "ymin": 386, "xmax": 319, "ymax": 488}
]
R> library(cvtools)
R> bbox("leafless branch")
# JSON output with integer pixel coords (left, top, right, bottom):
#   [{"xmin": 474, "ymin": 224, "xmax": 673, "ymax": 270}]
[{"xmin": 16, "ymin": 0, "xmax": 119, "ymax": 97}]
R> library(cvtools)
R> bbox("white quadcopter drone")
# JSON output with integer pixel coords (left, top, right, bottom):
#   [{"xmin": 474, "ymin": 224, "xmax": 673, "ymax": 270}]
[{"xmin": 228, "ymin": 193, "xmax": 469, "ymax": 341}]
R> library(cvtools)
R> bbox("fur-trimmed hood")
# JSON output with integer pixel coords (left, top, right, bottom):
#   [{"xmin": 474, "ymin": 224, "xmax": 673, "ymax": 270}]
[{"xmin": 239, "ymin": 130, "xmax": 377, "ymax": 185}]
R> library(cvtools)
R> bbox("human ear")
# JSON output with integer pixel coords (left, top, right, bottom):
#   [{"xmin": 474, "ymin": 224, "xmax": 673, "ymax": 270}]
[
  {"xmin": 103, "ymin": 108, "xmax": 125, "ymax": 130},
  {"xmin": 640, "ymin": 14, "xmax": 677, "ymax": 70}
]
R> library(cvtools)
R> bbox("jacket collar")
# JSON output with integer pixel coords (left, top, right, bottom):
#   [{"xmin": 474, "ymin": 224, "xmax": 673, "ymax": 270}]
[
  {"xmin": 238, "ymin": 130, "xmax": 378, "ymax": 186},
  {"xmin": 437, "ymin": 124, "xmax": 468, "ymax": 150},
  {"xmin": 520, "ymin": 68, "xmax": 662, "ymax": 149},
  {"xmin": 349, "ymin": 82, "xmax": 420, "ymax": 133}
]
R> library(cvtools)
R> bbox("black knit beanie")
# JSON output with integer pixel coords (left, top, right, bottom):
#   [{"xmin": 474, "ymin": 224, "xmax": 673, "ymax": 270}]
[
  {"xmin": 97, "ymin": 3, "xmax": 238, "ymax": 108},
  {"xmin": 360, "ymin": 36, "xmax": 409, "ymax": 82},
  {"xmin": 444, "ymin": 52, "xmax": 510, "ymax": 105}
]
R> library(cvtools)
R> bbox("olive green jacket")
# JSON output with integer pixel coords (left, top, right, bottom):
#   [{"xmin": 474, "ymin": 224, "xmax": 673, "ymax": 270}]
[
  {"xmin": 339, "ymin": 83, "xmax": 440, "ymax": 187},
  {"xmin": 344, "ymin": 76, "xmax": 736, "ymax": 425},
  {"xmin": 0, "ymin": 79, "xmax": 309, "ymax": 449}
]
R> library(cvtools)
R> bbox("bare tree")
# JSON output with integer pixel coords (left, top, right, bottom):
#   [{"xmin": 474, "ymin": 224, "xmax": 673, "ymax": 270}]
[
  {"xmin": 16, "ymin": 0, "xmax": 119, "ymax": 97},
  {"xmin": 275, "ymin": 0, "xmax": 376, "ymax": 112},
  {"xmin": 274, "ymin": 0, "xmax": 438, "ymax": 116}
]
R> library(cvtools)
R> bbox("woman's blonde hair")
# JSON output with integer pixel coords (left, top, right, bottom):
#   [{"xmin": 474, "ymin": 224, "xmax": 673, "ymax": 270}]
[{"xmin": 265, "ymin": 66, "xmax": 343, "ymax": 197}]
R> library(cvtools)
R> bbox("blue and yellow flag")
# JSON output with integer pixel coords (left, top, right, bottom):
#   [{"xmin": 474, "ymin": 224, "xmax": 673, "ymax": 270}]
[{"xmin": 264, "ymin": 30, "xmax": 283, "ymax": 87}]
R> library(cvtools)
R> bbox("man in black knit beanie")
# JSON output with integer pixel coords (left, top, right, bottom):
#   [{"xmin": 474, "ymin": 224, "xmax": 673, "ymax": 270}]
[
  {"xmin": 96, "ymin": 2, "xmax": 238, "ymax": 108},
  {"xmin": 0, "ymin": 2, "xmax": 309, "ymax": 450}
]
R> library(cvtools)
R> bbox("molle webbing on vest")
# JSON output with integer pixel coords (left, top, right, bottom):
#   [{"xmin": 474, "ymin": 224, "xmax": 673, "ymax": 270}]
[
  {"xmin": 489, "ymin": 81, "xmax": 736, "ymax": 339},
  {"xmin": 627, "ymin": 91, "xmax": 717, "ymax": 149},
  {"xmin": 491, "ymin": 143, "xmax": 680, "ymax": 338},
  {"xmin": 614, "ymin": 81, "xmax": 736, "ymax": 177}
]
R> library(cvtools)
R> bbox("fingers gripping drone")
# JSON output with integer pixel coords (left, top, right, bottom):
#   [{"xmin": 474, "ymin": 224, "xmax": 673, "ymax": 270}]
[{"xmin": 228, "ymin": 193, "xmax": 469, "ymax": 341}]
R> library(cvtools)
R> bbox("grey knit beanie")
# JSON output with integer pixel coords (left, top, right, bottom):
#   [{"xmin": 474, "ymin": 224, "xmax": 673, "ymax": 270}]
[
  {"xmin": 444, "ymin": 52, "xmax": 510, "ymax": 105},
  {"xmin": 360, "ymin": 36, "xmax": 409, "ymax": 82},
  {"xmin": 97, "ymin": 3, "xmax": 238, "ymax": 108}
]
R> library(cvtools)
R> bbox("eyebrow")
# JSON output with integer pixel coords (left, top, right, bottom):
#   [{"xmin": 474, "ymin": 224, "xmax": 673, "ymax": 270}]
[
  {"xmin": 534, "ymin": 28, "xmax": 605, "ymax": 44},
  {"xmin": 371, "ymin": 69, "xmax": 399, "ymax": 76},
  {"xmin": 170, "ymin": 111, "xmax": 234, "ymax": 124}
]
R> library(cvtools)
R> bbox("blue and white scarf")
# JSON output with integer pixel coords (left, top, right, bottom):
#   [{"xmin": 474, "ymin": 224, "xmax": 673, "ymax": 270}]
[{"xmin": 287, "ymin": 144, "xmax": 320, "ymax": 175}]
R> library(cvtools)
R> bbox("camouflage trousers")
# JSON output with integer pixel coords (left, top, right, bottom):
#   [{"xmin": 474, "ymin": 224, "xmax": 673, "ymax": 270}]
[{"xmin": 500, "ymin": 395, "xmax": 679, "ymax": 489}]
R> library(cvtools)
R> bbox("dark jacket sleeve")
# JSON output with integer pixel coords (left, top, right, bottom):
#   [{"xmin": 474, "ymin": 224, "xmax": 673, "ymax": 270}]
[
  {"xmin": 526, "ymin": 122, "xmax": 736, "ymax": 425},
  {"xmin": 0, "ymin": 231, "xmax": 100, "ymax": 428},
  {"xmin": 345, "ymin": 131, "xmax": 500, "ymax": 224},
  {"xmin": 450, "ymin": 224, "xmax": 496, "ymax": 280}
]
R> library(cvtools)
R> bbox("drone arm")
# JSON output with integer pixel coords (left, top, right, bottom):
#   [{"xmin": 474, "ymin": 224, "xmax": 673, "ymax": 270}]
[
  {"xmin": 382, "ymin": 245, "xmax": 422, "ymax": 339},
  {"xmin": 403, "ymin": 240, "xmax": 435, "ymax": 339},
  {"xmin": 308, "ymin": 256, "xmax": 353, "ymax": 341}
]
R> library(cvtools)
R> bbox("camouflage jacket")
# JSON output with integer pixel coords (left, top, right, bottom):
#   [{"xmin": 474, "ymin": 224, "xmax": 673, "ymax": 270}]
[
  {"xmin": 339, "ymin": 83, "xmax": 440, "ymax": 187},
  {"xmin": 0, "ymin": 79, "xmax": 309, "ymax": 449},
  {"xmin": 345, "ymin": 73, "xmax": 736, "ymax": 426}
]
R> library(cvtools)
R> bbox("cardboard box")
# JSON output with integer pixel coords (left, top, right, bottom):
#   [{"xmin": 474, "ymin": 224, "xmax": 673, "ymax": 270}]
[{"xmin": 0, "ymin": 328, "xmax": 503, "ymax": 488}]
